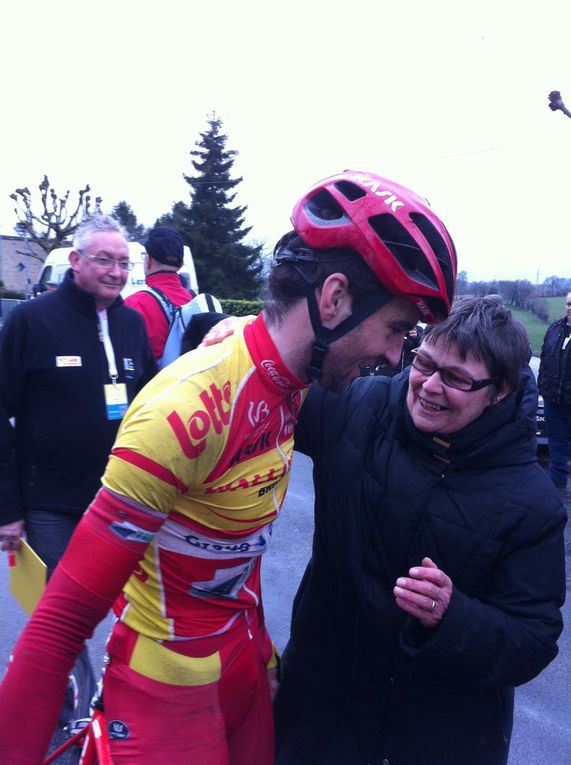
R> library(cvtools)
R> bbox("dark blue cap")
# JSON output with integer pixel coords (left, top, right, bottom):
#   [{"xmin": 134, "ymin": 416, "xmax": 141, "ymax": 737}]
[{"xmin": 145, "ymin": 227, "xmax": 184, "ymax": 267}]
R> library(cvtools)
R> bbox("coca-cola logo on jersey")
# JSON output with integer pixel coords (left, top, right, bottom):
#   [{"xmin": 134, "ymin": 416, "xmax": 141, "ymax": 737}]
[
  {"xmin": 260, "ymin": 359, "xmax": 295, "ymax": 390},
  {"xmin": 167, "ymin": 381, "xmax": 231, "ymax": 459}
]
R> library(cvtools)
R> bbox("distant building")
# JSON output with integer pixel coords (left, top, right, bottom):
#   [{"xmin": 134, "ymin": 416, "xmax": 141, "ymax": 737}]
[{"xmin": 0, "ymin": 235, "xmax": 45, "ymax": 295}]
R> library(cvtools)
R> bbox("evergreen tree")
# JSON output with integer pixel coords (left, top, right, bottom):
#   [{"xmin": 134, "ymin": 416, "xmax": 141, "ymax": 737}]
[
  {"xmin": 166, "ymin": 115, "xmax": 264, "ymax": 299},
  {"xmin": 112, "ymin": 201, "xmax": 147, "ymax": 241}
]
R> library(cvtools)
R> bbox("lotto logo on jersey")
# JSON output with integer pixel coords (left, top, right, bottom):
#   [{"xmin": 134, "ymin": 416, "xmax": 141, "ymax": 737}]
[{"xmin": 167, "ymin": 381, "xmax": 231, "ymax": 459}]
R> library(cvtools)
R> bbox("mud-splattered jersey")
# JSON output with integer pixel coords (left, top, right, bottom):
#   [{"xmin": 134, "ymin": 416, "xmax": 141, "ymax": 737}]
[{"xmin": 102, "ymin": 315, "xmax": 306, "ymax": 641}]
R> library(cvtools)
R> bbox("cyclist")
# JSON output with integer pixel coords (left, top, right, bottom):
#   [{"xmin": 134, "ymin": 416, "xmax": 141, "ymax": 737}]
[{"xmin": 0, "ymin": 170, "xmax": 456, "ymax": 765}]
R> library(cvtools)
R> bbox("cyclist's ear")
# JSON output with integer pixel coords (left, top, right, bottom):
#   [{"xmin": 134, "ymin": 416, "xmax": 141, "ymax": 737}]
[{"xmin": 317, "ymin": 273, "xmax": 351, "ymax": 328}]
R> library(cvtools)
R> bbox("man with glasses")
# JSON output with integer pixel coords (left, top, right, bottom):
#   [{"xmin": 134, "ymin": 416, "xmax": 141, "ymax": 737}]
[{"xmin": 0, "ymin": 213, "xmax": 156, "ymax": 564}]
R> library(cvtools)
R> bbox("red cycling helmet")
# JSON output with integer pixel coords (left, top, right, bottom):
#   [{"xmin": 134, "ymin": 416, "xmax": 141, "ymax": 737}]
[{"xmin": 291, "ymin": 170, "xmax": 457, "ymax": 322}]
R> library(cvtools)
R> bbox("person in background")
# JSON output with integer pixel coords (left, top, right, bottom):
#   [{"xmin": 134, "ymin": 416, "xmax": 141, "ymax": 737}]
[
  {"xmin": 365, "ymin": 323, "xmax": 424, "ymax": 377},
  {"xmin": 537, "ymin": 291, "xmax": 571, "ymax": 493},
  {"xmin": 0, "ymin": 170, "xmax": 457, "ymax": 765},
  {"xmin": 400, "ymin": 323, "xmax": 424, "ymax": 367},
  {"xmin": 0, "ymin": 214, "xmax": 156, "ymax": 563},
  {"xmin": 125, "ymin": 226, "xmax": 194, "ymax": 361},
  {"xmin": 276, "ymin": 297, "xmax": 566, "ymax": 765}
]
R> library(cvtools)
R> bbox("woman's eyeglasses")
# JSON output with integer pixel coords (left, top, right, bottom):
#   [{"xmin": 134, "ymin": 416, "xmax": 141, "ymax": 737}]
[{"xmin": 410, "ymin": 349, "xmax": 499, "ymax": 392}]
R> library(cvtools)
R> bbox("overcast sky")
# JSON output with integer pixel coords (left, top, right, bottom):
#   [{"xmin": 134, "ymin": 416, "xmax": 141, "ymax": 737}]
[{"xmin": 1, "ymin": 0, "xmax": 570, "ymax": 283}]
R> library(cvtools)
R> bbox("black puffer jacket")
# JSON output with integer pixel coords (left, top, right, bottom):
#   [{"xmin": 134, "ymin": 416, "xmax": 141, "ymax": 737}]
[
  {"xmin": 537, "ymin": 317, "xmax": 571, "ymax": 403},
  {"xmin": 276, "ymin": 369, "xmax": 566, "ymax": 765}
]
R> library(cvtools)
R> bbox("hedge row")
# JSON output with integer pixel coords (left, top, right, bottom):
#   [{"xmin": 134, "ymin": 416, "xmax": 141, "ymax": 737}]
[
  {"xmin": 0, "ymin": 295, "xmax": 266, "ymax": 313},
  {"xmin": 219, "ymin": 299, "xmax": 264, "ymax": 317},
  {"xmin": 0, "ymin": 290, "xmax": 26, "ymax": 300}
]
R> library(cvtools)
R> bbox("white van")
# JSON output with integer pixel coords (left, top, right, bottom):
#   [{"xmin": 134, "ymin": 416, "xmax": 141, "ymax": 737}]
[{"xmin": 33, "ymin": 242, "xmax": 199, "ymax": 299}]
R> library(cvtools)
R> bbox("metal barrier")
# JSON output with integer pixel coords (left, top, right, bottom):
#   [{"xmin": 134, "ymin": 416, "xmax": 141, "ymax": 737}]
[{"xmin": 0, "ymin": 298, "xmax": 25, "ymax": 328}]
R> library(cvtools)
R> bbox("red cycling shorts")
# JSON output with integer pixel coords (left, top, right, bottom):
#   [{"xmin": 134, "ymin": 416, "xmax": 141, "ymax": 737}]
[{"xmin": 101, "ymin": 616, "xmax": 274, "ymax": 765}]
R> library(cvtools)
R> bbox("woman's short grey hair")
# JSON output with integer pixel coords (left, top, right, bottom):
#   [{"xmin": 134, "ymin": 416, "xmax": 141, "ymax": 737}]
[
  {"xmin": 73, "ymin": 214, "xmax": 125, "ymax": 253},
  {"xmin": 424, "ymin": 297, "xmax": 530, "ymax": 390}
]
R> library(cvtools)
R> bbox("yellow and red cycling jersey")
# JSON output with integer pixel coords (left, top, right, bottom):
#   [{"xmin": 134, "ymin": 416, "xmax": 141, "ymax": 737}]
[{"xmin": 102, "ymin": 314, "xmax": 306, "ymax": 642}]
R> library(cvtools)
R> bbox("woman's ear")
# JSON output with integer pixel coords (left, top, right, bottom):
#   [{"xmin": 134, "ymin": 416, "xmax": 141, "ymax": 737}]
[{"xmin": 490, "ymin": 383, "xmax": 513, "ymax": 405}]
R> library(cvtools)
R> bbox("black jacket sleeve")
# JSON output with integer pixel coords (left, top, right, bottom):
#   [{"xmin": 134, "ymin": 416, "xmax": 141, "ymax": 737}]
[
  {"xmin": 399, "ymin": 499, "xmax": 566, "ymax": 688},
  {"xmin": 181, "ymin": 312, "xmax": 231, "ymax": 354},
  {"xmin": 0, "ymin": 307, "xmax": 28, "ymax": 524},
  {"xmin": 295, "ymin": 376, "xmax": 390, "ymax": 458}
]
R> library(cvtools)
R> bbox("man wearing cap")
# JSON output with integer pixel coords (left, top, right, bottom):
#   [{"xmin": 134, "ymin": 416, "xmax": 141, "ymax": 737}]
[{"xmin": 125, "ymin": 226, "xmax": 194, "ymax": 360}]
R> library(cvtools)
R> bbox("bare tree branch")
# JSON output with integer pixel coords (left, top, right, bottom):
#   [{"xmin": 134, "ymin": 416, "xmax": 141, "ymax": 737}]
[
  {"xmin": 548, "ymin": 90, "xmax": 571, "ymax": 119},
  {"xmin": 9, "ymin": 175, "xmax": 103, "ymax": 261}
]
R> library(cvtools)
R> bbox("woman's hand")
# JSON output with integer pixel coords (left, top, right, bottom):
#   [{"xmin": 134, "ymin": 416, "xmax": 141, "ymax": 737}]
[
  {"xmin": 199, "ymin": 316, "xmax": 255, "ymax": 347},
  {"xmin": 393, "ymin": 557, "xmax": 452, "ymax": 628}
]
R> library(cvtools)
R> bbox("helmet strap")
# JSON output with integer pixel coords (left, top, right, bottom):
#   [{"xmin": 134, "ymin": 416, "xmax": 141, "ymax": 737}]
[{"xmin": 305, "ymin": 288, "xmax": 393, "ymax": 381}]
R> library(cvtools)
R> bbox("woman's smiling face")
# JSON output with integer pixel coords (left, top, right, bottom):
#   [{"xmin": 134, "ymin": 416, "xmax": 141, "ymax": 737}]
[{"xmin": 406, "ymin": 339, "xmax": 498, "ymax": 434}]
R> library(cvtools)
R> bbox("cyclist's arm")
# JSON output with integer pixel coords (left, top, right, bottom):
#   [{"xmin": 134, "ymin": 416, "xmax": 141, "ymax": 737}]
[
  {"xmin": 0, "ymin": 487, "xmax": 164, "ymax": 765},
  {"xmin": 0, "ymin": 367, "xmax": 220, "ymax": 763}
]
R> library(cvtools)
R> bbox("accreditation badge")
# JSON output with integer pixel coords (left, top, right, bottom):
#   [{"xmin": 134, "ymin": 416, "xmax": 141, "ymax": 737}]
[{"xmin": 104, "ymin": 383, "xmax": 128, "ymax": 420}]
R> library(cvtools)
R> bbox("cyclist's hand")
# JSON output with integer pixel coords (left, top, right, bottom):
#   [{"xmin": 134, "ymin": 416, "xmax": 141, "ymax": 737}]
[
  {"xmin": 0, "ymin": 519, "xmax": 25, "ymax": 551},
  {"xmin": 199, "ymin": 316, "xmax": 255, "ymax": 347},
  {"xmin": 266, "ymin": 666, "xmax": 280, "ymax": 701}
]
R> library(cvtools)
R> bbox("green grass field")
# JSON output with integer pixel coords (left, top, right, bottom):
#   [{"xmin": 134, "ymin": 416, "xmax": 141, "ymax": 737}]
[
  {"xmin": 513, "ymin": 297, "xmax": 566, "ymax": 356},
  {"xmin": 535, "ymin": 296, "xmax": 565, "ymax": 324},
  {"xmin": 454, "ymin": 297, "xmax": 564, "ymax": 357},
  {"xmin": 509, "ymin": 308, "xmax": 548, "ymax": 356}
]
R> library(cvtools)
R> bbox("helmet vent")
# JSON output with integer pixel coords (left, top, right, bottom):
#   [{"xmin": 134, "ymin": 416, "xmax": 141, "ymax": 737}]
[
  {"xmin": 410, "ymin": 213, "xmax": 457, "ymax": 304},
  {"xmin": 368, "ymin": 214, "xmax": 438, "ymax": 290},
  {"xmin": 334, "ymin": 181, "xmax": 367, "ymax": 202},
  {"xmin": 305, "ymin": 189, "xmax": 346, "ymax": 222}
]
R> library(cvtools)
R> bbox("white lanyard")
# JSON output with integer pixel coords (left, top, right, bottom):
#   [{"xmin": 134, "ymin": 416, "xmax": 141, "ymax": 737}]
[{"xmin": 98, "ymin": 309, "xmax": 119, "ymax": 383}]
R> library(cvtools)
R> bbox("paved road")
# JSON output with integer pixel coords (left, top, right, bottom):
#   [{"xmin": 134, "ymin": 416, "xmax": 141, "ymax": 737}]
[{"xmin": 1, "ymin": 452, "xmax": 569, "ymax": 763}]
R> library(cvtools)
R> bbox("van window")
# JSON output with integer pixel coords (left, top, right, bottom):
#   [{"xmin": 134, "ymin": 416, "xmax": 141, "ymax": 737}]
[{"xmin": 38, "ymin": 265, "xmax": 53, "ymax": 290}]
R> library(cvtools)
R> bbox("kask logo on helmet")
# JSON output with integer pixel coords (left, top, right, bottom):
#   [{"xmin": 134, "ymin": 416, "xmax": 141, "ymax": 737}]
[{"xmin": 350, "ymin": 173, "xmax": 405, "ymax": 213}]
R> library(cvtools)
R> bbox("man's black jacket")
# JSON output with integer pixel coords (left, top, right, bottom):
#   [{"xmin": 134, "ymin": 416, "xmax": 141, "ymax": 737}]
[
  {"xmin": 0, "ymin": 270, "xmax": 156, "ymax": 524},
  {"xmin": 537, "ymin": 316, "xmax": 571, "ymax": 403}
]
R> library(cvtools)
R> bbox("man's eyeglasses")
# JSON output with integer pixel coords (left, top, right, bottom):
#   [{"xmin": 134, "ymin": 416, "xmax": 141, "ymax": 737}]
[
  {"xmin": 410, "ymin": 349, "xmax": 499, "ymax": 392},
  {"xmin": 80, "ymin": 252, "xmax": 134, "ymax": 271}
]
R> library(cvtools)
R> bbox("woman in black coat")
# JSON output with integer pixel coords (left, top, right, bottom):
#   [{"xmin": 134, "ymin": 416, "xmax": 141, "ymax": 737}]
[{"xmin": 275, "ymin": 298, "xmax": 566, "ymax": 765}]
